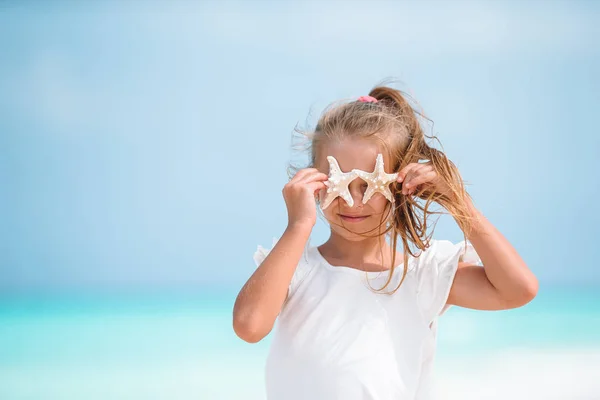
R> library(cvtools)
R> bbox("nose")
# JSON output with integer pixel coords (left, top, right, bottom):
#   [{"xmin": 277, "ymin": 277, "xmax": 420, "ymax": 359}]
[{"xmin": 347, "ymin": 182, "xmax": 366, "ymax": 207}]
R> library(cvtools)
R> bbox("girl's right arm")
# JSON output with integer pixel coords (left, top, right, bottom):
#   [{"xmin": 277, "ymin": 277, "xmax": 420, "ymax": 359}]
[{"xmin": 232, "ymin": 168, "xmax": 328, "ymax": 343}]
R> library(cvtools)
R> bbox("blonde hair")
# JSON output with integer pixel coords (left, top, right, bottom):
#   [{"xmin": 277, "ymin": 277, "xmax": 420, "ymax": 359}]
[{"xmin": 288, "ymin": 80, "xmax": 476, "ymax": 294}]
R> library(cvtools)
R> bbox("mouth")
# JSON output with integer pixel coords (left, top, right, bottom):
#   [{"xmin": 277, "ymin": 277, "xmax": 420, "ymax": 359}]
[{"xmin": 339, "ymin": 214, "xmax": 369, "ymax": 223}]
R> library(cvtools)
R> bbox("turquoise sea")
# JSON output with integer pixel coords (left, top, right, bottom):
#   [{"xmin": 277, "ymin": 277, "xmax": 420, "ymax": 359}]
[{"xmin": 1, "ymin": 286, "xmax": 598, "ymax": 400}]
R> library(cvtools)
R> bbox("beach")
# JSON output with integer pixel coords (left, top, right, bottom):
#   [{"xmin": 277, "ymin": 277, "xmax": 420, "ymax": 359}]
[{"xmin": 0, "ymin": 287, "xmax": 598, "ymax": 399}]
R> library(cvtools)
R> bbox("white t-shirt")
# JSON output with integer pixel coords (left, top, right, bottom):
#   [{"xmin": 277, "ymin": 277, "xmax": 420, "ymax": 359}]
[{"xmin": 253, "ymin": 237, "xmax": 482, "ymax": 400}]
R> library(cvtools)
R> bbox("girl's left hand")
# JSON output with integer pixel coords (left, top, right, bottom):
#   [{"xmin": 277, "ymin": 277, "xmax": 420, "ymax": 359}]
[{"xmin": 396, "ymin": 161, "xmax": 452, "ymax": 197}]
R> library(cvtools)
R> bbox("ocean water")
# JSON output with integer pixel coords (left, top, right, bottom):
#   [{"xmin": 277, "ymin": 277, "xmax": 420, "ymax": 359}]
[{"xmin": 0, "ymin": 287, "xmax": 598, "ymax": 400}]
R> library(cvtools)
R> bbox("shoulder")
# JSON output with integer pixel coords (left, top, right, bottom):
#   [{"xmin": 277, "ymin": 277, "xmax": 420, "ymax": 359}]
[
  {"xmin": 414, "ymin": 238, "xmax": 483, "ymax": 322},
  {"xmin": 253, "ymin": 237, "xmax": 313, "ymax": 268},
  {"xmin": 253, "ymin": 237, "xmax": 279, "ymax": 267},
  {"xmin": 414, "ymin": 238, "xmax": 481, "ymax": 288},
  {"xmin": 253, "ymin": 236, "xmax": 317, "ymax": 298},
  {"xmin": 415, "ymin": 238, "xmax": 481, "ymax": 271}
]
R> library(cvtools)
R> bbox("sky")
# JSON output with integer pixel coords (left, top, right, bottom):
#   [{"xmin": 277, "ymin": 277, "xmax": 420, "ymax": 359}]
[{"xmin": 0, "ymin": 0, "xmax": 599, "ymax": 293}]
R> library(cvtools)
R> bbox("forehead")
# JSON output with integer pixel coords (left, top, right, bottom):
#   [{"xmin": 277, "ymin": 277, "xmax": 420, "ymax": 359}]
[{"xmin": 316, "ymin": 139, "xmax": 392, "ymax": 173}]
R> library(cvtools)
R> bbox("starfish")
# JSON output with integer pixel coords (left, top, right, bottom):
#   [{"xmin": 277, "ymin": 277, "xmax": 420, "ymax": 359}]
[
  {"xmin": 353, "ymin": 153, "xmax": 399, "ymax": 204},
  {"xmin": 320, "ymin": 156, "xmax": 358, "ymax": 209}
]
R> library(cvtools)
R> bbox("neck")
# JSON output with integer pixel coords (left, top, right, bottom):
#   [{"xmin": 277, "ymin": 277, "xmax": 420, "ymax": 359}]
[{"xmin": 321, "ymin": 232, "xmax": 396, "ymax": 265}]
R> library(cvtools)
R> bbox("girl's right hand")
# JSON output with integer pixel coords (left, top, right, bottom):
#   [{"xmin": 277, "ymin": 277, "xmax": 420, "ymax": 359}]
[{"xmin": 282, "ymin": 168, "xmax": 329, "ymax": 229}]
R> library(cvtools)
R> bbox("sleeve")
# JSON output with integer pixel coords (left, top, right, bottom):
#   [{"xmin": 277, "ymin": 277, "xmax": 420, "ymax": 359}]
[
  {"xmin": 253, "ymin": 236, "xmax": 313, "ymax": 299},
  {"xmin": 416, "ymin": 239, "xmax": 483, "ymax": 324},
  {"xmin": 253, "ymin": 237, "xmax": 280, "ymax": 267}
]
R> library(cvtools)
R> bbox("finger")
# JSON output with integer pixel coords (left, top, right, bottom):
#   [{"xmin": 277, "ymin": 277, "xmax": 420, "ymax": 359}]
[
  {"xmin": 307, "ymin": 181, "xmax": 327, "ymax": 198},
  {"xmin": 416, "ymin": 162, "xmax": 434, "ymax": 174},
  {"xmin": 298, "ymin": 171, "xmax": 329, "ymax": 184},
  {"xmin": 405, "ymin": 170, "xmax": 436, "ymax": 194},
  {"xmin": 307, "ymin": 180, "xmax": 327, "ymax": 191},
  {"xmin": 298, "ymin": 174, "xmax": 328, "ymax": 190},
  {"xmin": 290, "ymin": 168, "xmax": 321, "ymax": 184},
  {"xmin": 402, "ymin": 165, "xmax": 427, "ymax": 194},
  {"xmin": 396, "ymin": 163, "xmax": 421, "ymax": 182},
  {"xmin": 404, "ymin": 165, "xmax": 427, "ymax": 186}
]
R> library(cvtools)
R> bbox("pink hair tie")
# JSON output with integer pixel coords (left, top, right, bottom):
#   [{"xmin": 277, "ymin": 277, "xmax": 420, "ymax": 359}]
[{"xmin": 357, "ymin": 95, "xmax": 378, "ymax": 103}]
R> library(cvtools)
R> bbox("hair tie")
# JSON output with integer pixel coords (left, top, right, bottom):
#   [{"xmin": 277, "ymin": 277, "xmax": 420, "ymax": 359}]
[{"xmin": 357, "ymin": 95, "xmax": 378, "ymax": 103}]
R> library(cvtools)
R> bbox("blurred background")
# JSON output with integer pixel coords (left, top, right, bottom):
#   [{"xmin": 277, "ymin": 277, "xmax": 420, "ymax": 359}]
[{"xmin": 1, "ymin": 1, "xmax": 599, "ymax": 399}]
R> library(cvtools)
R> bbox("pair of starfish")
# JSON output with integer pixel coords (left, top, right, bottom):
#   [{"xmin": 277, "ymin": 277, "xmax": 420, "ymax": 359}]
[{"xmin": 320, "ymin": 154, "xmax": 399, "ymax": 210}]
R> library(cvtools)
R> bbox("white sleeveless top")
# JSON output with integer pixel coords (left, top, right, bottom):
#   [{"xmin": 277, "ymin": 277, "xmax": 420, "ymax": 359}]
[{"xmin": 253, "ymin": 237, "xmax": 482, "ymax": 400}]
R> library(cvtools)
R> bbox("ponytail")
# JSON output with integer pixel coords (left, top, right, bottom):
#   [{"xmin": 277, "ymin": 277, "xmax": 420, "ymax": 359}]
[{"xmin": 366, "ymin": 85, "xmax": 477, "ymax": 294}]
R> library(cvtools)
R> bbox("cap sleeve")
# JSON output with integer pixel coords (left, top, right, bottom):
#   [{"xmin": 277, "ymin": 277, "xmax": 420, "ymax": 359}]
[
  {"xmin": 416, "ymin": 239, "xmax": 482, "ymax": 324},
  {"xmin": 253, "ymin": 237, "xmax": 280, "ymax": 267},
  {"xmin": 253, "ymin": 236, "xmax": 313, "ymax": 299}
]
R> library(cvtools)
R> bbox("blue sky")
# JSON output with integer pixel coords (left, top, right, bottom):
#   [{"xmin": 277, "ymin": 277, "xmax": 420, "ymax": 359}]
[{"xmin": 0, "ymin": 1, "xmax": 599, "ymax": 293}]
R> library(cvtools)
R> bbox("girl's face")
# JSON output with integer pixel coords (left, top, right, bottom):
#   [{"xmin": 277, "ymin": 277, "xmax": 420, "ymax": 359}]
[{"xmin": 315, "ymin": 139, "xmax": 394, "ymax": 241}]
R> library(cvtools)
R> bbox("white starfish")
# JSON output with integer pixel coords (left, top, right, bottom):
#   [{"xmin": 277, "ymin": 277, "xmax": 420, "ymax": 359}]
[
  {"xmin": 320, "ymin": 156, "xmax": 358, "ymax": 209},
  {"xmin": 353, "ymin": 153, "xmax": 399, "ymax": 204}
]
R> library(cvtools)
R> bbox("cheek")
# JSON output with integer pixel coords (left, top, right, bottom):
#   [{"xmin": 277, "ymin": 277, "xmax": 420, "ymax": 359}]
[
  {"xmin": 317, "ymin": 189, "xmax": 338, "ymax": 218},
  {"xmin": 322, "ymin": 209, "xmax": 337, "ymax": 222},
  {"xmin": 366, "ymin": 194, "xmax": 391, "ymax": 211}
]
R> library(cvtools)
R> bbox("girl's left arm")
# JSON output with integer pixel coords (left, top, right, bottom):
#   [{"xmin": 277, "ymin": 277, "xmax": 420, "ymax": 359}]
[
  {"xmin": 397, "ymin": 162, "xmax": 538, "ymax": 310},
  {"xmin": 446, "ymin": 198, "xmax": 539, "ymax": 310}
]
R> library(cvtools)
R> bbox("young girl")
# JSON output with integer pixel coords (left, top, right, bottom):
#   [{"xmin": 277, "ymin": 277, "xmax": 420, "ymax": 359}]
[{"xmin": 233, "ymin": 85, "xmax": 538, "ymax": 399}]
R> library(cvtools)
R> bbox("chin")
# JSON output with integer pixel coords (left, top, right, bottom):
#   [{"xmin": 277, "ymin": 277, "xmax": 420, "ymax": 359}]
[{"xmin": 330, "ymin": 224, "xmax": 383, "ymax": 241}]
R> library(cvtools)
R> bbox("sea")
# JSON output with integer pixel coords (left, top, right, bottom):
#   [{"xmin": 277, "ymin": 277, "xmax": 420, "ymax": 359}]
[{"xmin": 0, "ymin": 286, "xmax": 598, "ymax": 400}]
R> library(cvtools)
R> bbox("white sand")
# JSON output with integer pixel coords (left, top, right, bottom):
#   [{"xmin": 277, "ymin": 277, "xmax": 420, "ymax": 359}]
[
  {"xmin": 1, "ymin": 348, "xmax": 599, "ymax": 399},
  {"xmin": 434, "ymin": 348, "xmax": 600, "ymax": 400}
]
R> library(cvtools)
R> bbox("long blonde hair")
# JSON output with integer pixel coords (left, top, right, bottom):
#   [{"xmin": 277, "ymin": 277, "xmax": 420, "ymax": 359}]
[{"xmin": 288, "ymin": 81, "xmax": 477, "ymax": 294}]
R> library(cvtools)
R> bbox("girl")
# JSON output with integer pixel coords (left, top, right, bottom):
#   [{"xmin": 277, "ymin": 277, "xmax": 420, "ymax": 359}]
[{"xmin": 233, "ymin": 85, "xmax": 538, "ymax": 399}]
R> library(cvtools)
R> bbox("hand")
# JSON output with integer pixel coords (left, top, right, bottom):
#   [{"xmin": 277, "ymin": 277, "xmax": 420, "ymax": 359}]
[
  {"xmin": 282, "ymin": 168, "xmax": 328, "ymax": 229},
  {"xmin": 396, "ymin": 161, "xmax": 453, "ymax": 198}
]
